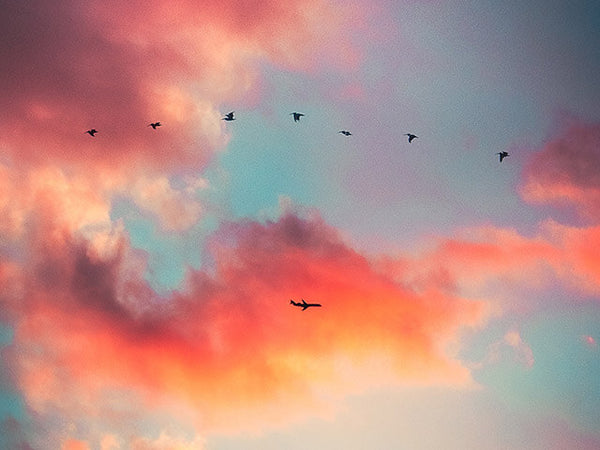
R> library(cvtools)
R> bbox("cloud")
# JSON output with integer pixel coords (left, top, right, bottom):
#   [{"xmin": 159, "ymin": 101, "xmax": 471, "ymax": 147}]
[
  {"xmin": 0, "ymin": 0, "xmax": 368, "ymax": 240},
  {"xmin": 503, "ymin": 331, "xmax": 534, "ymax": 368},
  {"xmin": 130, "ymin": 431, "xmax": 205, "ymax": 450},
  {"xmin": 0, "ymin": 0, "xmax": 364, "ymax": 172},
  {"xmin": 520, "ymin": 120, "xmax": 600, "ymax": 220},
  {"xmin": 6, "ymin": 132, "xmax": 600, "ymax": 446},
  {"xmin": 582, "ymin": 335, "xmax": 597, "ymax": 349},
  {"xmin": 3, "ymin": 2, "xmax": 599, "ymax": 447},
  {"xmin": 1, "ymin": 209, "xmax": 489, "ymax": 446},
  {"xmin": 390, "ymin": 217, "xmax": 600, "ymax": 310},
  {"xmin": 475, "ymin": 330, "xmax": 534, "ymax": 370},
  {"xmin": 394, "ymin": 225, "xmax": 560, "ymax": 296},
  {"xmin": 62, "ymin": 440, "xmax": 91, "ymax": 450},
  {"xmin": 129, "ymin": 175, "xmax": 203, "ymax": 231}
]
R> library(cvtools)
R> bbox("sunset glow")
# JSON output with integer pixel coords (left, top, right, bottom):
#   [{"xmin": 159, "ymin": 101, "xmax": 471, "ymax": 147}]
[{"xmin": 1, "ymin": 1, "xmax": 600, "ymax": 449}]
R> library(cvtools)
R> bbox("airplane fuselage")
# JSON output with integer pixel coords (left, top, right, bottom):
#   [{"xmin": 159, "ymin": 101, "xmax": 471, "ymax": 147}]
[{"xmin": 290, "ymin": 299, "xmax": 322, "ymax": 311}]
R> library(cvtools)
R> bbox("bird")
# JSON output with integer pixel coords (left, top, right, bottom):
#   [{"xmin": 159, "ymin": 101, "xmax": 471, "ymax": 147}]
[
  {"xmin": 405, "ymin": 133, "xmax": 418, "ymax": 143},
  {"xmin": 290, "ymin": 112, "xmax": 305, "ymax": 122},
  {"xmin": 496, "ymin": 151, "xmax": 509, "ymax": 162},
  {"xmin": 85, "ymin": 129, "xmax": 98, "ymax": 137},
  {"xmin": 222, "ymin": 111, "xmax": 235, "ymax": 121},
  {"xmin": 339, "ymin": 130, "xmax": 352, "ymax": 136},
  {"xmin": 148, "ymin": 122, "xmax": 161, "ymax": 129}
]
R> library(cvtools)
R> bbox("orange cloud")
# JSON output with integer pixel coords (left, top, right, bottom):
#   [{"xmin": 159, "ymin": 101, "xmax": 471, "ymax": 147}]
[
  {"xmin": 3, "ymin": 210, "xmax": 489, "ymax": 446},
  {"xmin": 389, "ymin": 225, "xmax": 561, "ymax": 299},
  {"xmin": 542, "ymin": 221, "xmax": 600, "ymax": 295},
  {"xmin": 395, "ymin": 219, "xmax": 600, "ymax": 306},
  {"xmin": 4, "ymin": 154, "xmax": 600, "ymax": 447},
  {"xmin": 62, "ymin": 440, "xmax": 91, "ymax": 450}
]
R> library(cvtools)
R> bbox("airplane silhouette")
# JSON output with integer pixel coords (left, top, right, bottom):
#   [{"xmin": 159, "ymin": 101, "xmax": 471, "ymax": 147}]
[
  {"xmin": 496, "ymin": 151, "xmax": 509, "ymax": 162},
  {"xmin": 85, "ymin": 129, "xmax": 98, "ymax": 137},
  {"xmin": 290, "ymin": 112, "xmax": 305, "ymax": 122},
  {"xmin": 290, "ymin": 299, "xmax": 322, "ymax": 311},
  {"xmin": 339, "ymin": 130, "xmax": 352, "ymax": 136},
  {"xmin": 405, "ymin": 133, "xmax": 418, "ymax": 143},
  {"xmin": 222, "ymin": 111, "xmax": 235, "ymax": 121},
  {"xmin": 148, "ymin": 122, "xmax": 161, "ymax": 129}
]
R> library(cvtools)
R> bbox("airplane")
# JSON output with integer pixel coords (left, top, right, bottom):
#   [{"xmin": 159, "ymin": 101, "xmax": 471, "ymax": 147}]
[
  {"xmin": 496, "ymin": 151, "xmax": 509, "ymax": 162},
  {"xmin": 404, "ymin": 133, "xmax": 418, "ymax": 143},
  {"xmin": 290, "ymin": 112, "xmax": 305, "ymax": 122},
  {"xmin": 148, "ymin": 121, "xmax": 161, "ymax": 129},
  {"xmin": 222, "ymin": 111, "xmax": 235, "ymax": 121},
  {"xmin": 339, "ymin": 130, "xmax": 352, "ymax": 136},
  {"xmin": 290, "ymin": 299, "xmax": 322, "ymax": 311},
  {"xmin": 85, "ymin": 128, "xmax": 98, "ymax": 137}
]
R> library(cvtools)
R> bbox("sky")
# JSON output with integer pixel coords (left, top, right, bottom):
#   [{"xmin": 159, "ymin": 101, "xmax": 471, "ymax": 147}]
[{"xmin": 1, "ymin": 0, "xmax": 600, "ymax": 449}]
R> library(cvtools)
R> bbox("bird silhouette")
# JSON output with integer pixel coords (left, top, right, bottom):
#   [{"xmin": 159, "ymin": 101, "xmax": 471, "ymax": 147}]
[
  {"xmin": 148, "ymin": 122, "xmax": 161, "ymax": 129},
  {"xmin": 339, "ymin": 130, "xmax": 352, "ymax": 136},
  {"xmin": 496, "ymin": 151, "xmax": 509, "ymax": 162},
  {"xmin": 85, "ymin": 129, "xmax": 98, "ymax": 137},
  {"xmin": 222, "ymin": 111, "xmax": 235, "ymax": 121},
  {"xmin": 290, "ymin": 112, "xmax": 305, "ymax": 122},
  {"xmin": 405, "ymin": 133, "xmax": 418, "ymax": 143}
]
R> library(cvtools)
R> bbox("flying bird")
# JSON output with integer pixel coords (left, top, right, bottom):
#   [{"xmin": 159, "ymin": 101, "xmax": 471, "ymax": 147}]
[
  {"xmin": 339, "ymin": 130, "xmax": 352, "ymax": 136},
  {"xmin": 496, "ymin": 151, "xmax": 509, "ymax": 162},
  {"xmin": 148, "ymin": 122, "xmax": 161, "ymax": 129},
  {"xmin": 404, "ymin": 133, "xmax": 418, "ymax": 143},
  {"xmin": 85, "ymin": 129, "xmax": 98, "ymax": 137},
  {"xmin": 222, "ymin": 111, "xmax": 235, "ymax": 121},
  {"xmin": 290, "ymin": 112, "xmax": 305, "ymax": 122},
  {"xmin": 290, "ymin": 299, "xmax": 322, "ymax": 311}
]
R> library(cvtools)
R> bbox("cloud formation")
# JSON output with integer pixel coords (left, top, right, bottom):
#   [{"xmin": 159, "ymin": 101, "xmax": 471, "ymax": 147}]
[
  {"xmin": 1, "ymin": 208, "xmax": 488, "ymax": 446},
  {"xmin": 474, "ymin": 330, "xmax": 535, "ymax": 370},
  {"xmin": 5, "ymin": 116, "xmax": 600, "ymax": 445},
  {"xmin": 0, "ymin": 0, "xmax": 362, "ymax": 171},
  {"xmin": 2, "ymin": 1, "xmax": 599, "ymax": 447},
  {"xmin": 521, "ymin": 121, "xmax": 600, "ymax": 220}
]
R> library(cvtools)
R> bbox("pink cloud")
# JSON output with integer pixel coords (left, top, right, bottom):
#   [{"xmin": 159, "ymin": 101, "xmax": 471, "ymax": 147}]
[
  {"xmin": 0, "ymin": 0, "xmax": 369, "ymax": 244},
  {"xmin": 1, "ymin": 209, "xmax": 488, "ymax": 445},
  {"xmin": 582, "ymin": 335, "xmax": 597, "ymax": 349},
  {"xmin": 129, "ymin": 175, "xmax": 203, "ymax": 231},
  {"xmin": 386, "ymin": 225, "xmax": 561, "ymax": 300},
  {"xmin": 4, "ymin": 3, "xmax": 600, "ymax": 447},
  {"xmin": 4, "ymin": 158, "xmax": 600, "ymax": 446},
  {"xmin": 0, "ymin": 0, "xmax": 364, "ymax": 173},
  {"xmin": 520, "ymin": 121, "xmax": 600, "ymax": 220}
]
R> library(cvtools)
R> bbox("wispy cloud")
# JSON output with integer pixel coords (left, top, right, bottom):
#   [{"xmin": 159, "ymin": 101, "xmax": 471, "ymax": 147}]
[{"xmin": 472, "ymin": 330, "xmax": 534, "ymax": 370}]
